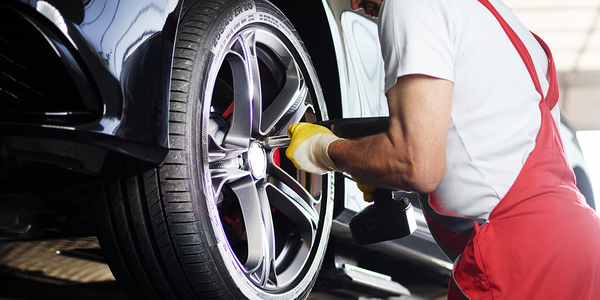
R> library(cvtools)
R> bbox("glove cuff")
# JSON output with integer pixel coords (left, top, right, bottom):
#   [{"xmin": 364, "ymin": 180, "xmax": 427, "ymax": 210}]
[{"xmin": 311, "ymin": 133, "xmax": 342, "ymax": 172}]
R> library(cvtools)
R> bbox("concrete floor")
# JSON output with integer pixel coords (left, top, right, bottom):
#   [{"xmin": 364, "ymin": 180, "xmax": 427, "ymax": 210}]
[
  {"xmin": 0, "ymin": 276, "xmax": 128, "ymax": 300},
  {"xmin": 0, "ymin": 238, "xmax": 447, "ymax": 300},
  {"xmin": 0, "ymin": 276, "xmax": 446, "ymax": 300}
]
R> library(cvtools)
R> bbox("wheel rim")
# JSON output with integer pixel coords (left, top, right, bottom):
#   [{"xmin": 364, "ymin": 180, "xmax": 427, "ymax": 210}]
[{"xmin": 204, "ymin": 26, "xmax": 326, "ymax": 291}]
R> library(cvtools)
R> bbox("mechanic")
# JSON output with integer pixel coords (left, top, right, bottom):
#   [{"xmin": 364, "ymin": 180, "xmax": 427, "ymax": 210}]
[{"xmin": 285, "ymin": 0, "xmax": 600, "ymax": 298}]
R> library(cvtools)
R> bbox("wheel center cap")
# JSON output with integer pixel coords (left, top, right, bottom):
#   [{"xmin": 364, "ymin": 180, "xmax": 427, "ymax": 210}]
[{"xmin": 248, "ymin": 142, "xmax": 267, "ymax": 179}]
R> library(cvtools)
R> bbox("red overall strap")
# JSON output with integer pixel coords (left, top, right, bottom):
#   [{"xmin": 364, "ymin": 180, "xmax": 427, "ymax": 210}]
[
  {"xmin": 478, "ymin": 0, "xmax": 560, "ymax": 110},
  {"xmin": 533, "ymin": 33, "xmax": 560, "ymax": 109}
]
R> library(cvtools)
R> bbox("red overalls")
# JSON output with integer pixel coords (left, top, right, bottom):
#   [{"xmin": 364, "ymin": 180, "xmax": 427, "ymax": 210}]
[{"xmin": 421, "ymin": 1, "xmax": 600, "ymax": 299}]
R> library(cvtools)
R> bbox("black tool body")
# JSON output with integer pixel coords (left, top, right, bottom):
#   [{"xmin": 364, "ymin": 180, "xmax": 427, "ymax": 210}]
[
  {"xmin": 315, "ymin": 117, "xmax": 389, "ymax": 139},
  {"xmin": 349, "ymin": 189, "xmax": 417, "ymax": 245}
]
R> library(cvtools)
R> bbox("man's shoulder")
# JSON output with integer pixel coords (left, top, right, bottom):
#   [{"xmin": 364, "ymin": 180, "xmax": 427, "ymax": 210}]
[{"xmin": 382, "ymin": 0, "xmax": 479, "ymax": 20}]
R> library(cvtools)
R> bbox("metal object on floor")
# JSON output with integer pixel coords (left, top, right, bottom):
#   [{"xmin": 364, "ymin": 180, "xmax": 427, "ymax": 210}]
[
  {"xmin": 0, "ymin": 236, "xmax": 113, "ymax": 283},
  {"xmin": 316, "ymin": 263, "xmax": 411, "ymax": 299}
]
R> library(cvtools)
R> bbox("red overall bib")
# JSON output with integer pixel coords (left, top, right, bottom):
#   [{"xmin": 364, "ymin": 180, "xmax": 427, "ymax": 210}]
[{"xmin": 421, "ymin": 1, "xmax": 600, "ymax": 299}]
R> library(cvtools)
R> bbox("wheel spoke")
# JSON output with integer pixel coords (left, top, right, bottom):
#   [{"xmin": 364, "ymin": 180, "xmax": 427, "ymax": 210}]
[
  {"xmin": 222, "ymin": 64, "xmax": 249, "ymax": 146},
  {"xmin": 229, "ymin": 176, "xmax": 265, "ymax": 272},
  {"xmin": 211, "ymin": 167, "xmax": 250, "ymax": 197},
  {"xmin": 222, "ymin": 31, "xmax": 263, "ymax": 147},
  {"xmin": 269, "ymin": 164, "xmax": 320, "ymax": 207},
  {"xmin": 243, "ymin": 29, "xmax": 309, "ymax": 136},
  {"xmin": 262, "ymin": 81, "xmax": 313, "ymax": 136},
  {"xmin": 208, "ymin": 134, "xmax": 246, "ymax": 164},
  {"xmin": 239, "ymin": 30, "xmax": 263, "ymax": 136},
  {"xmin": 259, "ymin": 64, "xmax": 306, "ymax": 135},
  {"xmin": 266, "ymin": 174, "xmax": 318, "ymax": 245},
  {"xmin": 256, "ymin": 183, "xmax": 278, "ymax": 287},
  {"xmin": 273, "ymin": 88, "xmax": 317, "ymax": 137}
]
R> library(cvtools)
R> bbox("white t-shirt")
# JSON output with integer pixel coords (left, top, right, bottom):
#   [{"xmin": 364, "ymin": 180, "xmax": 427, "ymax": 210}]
[{"xmin": 378, "ymin": 0, "xmax": 560, "ymax": 219}]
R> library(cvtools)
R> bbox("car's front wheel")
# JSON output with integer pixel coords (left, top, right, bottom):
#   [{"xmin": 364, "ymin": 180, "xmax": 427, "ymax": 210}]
[{"xmin": 91, "ymin": 1, "xmax": 334, "ymax": 299}]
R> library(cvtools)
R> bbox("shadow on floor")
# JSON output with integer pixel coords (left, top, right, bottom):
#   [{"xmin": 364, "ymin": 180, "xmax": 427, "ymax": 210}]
[{"xmin": 0, "ymin": 276, "xmax": 128, "ymax": 300}]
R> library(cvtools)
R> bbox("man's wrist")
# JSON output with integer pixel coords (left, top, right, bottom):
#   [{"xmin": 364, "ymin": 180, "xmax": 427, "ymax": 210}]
[{"xmin": 311, "ymin": 134, "xmax": 342, "ymax": 172}]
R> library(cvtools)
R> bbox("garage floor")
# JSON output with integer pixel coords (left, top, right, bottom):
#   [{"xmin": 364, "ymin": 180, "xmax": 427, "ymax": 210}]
[
  {"xmin": 0, "ymin": 276, "xmax": 127, "ymax": 300},
  {"xmin": 0, "ymin": 237, "xmax": 447, "ymax": 300},
  {"xmin": 0, "ymin": 277, "xmax": 444, "ymax": 300}
]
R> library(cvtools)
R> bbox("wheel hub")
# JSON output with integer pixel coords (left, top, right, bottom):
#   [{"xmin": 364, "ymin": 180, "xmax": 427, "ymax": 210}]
[{"xmin": 248, "ymin": 142, "xmax": 267, "ymax": 179}]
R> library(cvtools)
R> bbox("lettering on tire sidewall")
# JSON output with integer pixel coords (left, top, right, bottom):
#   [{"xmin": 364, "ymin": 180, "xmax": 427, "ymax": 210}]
[
  {"xmin": 211, "ymin": 0, "xmax": 256, "ymax": 57},
  {"xmin": 210, "ymin": 0, "xmax": 299, "ymax": 60}
]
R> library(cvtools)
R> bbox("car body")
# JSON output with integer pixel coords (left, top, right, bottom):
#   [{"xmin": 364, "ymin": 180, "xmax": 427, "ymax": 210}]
[{"xmin": 0, "ymin": 1, "xmax": 595, "ymax": 299}]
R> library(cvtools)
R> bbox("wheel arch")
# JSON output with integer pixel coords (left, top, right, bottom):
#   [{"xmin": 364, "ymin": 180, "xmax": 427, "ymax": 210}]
[{"xmin": 271, "ymin": 0, "xmax": 344, "ymax": 120}]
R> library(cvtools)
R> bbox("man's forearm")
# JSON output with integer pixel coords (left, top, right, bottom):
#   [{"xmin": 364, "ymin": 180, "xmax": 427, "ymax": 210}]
[
  {"xmin": 328, "ymin": 132, "xmax": 420, "ymax": 192},
  {"xmin": 328, "ymin": 131, "xmax": 446, "ymax": 193}
]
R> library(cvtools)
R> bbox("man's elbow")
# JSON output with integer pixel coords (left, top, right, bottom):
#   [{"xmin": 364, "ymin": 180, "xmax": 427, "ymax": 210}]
[{"xmin": 404, "ymin": 159, "xmax": 445, "ymax": 194}]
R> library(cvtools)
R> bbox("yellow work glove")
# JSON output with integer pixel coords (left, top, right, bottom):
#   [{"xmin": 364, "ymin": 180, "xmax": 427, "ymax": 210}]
[
  {"xmin": 286, "ymin": 122, "xmax": 341, "ymax": 174},
  {"xmin": 353, "ymin": 176, "xmax": 377, "ymax": 202}
]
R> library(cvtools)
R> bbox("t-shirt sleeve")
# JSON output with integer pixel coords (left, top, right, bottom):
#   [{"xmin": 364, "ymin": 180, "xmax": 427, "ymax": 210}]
[{"xmin": 378, "ymin": 0, "xmax": 455, "ymax": 92}]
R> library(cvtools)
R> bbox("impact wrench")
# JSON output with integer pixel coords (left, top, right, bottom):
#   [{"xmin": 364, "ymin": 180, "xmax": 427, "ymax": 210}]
[{"xmin": 262, "ymin": 117, "xmax": 417, "ymax": 245}]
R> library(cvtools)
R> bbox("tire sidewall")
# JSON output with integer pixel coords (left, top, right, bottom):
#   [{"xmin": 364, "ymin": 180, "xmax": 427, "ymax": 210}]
[{"xmin": 185, "ymin": 1, "xmax": 334, "ymax": 299}]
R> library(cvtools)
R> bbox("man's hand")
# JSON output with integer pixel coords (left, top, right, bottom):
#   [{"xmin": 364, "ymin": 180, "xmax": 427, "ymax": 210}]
[{"xmin": 285, "ymin": 123, "xmax": 341, "ymax": 174}]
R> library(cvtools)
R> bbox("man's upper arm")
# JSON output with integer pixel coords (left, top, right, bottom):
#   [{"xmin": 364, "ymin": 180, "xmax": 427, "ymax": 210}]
[{"xmin": 385, "ymin": 74, "xmax": 453, "ymax": 191}]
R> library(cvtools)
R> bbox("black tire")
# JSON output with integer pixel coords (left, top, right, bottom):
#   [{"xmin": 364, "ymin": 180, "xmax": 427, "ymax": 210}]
[{"xmin": 91, "ymin": 0, "xmax": 334, "ymax": 299}]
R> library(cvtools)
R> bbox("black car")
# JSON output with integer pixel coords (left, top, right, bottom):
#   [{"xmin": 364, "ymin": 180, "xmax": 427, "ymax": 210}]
[{"xmin": 0, "ymin": 1, "xmax": 594, "ymax": 300}]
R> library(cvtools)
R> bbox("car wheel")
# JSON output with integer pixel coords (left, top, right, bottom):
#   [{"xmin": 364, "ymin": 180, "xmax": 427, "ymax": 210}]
[{"xmin": 91, "ymin": 0, "xmax": 334, "ymax": 299}]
